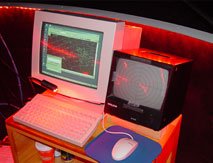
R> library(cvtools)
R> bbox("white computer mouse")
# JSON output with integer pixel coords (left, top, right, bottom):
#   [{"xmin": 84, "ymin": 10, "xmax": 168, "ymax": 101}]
[{"xmin": 111, "ymin": 138, "xmax": 138, "ymax": 161}]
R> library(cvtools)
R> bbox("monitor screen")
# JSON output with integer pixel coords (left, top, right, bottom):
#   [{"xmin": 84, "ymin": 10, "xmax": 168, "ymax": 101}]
[
  {"xmin": 31, "ymin": 10, "xmax": 125, "ymax": 104},
  {"xmin": 105, "ymin": 49, "xmax": 192, "ymax": 130},
  {"xmin": 112, "ymin": 58, "xmax": 169, "ymax": 110},
  {"xmin": 40, "ymin": 22, "xmax": 103, "ymax": 89}
]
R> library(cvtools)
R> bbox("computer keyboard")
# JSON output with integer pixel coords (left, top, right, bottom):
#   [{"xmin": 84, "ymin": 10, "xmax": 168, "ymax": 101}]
[{"xmin": 13, "ymin": 94, "xmax": 103, "ymax": 147}]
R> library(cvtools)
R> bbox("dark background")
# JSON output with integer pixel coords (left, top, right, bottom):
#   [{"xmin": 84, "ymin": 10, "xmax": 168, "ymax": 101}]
[{"xmin": 0, "ymin": 1, "xmax": 212, "ymax": 162}]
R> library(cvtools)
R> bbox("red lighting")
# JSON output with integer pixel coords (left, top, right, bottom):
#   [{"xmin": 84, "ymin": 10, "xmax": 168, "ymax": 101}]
[
  {"xmin": 119, "ymin": 48, "xmax": 192, "ymax": 66},
  {"xmin": 42, "ymin": 41, "xmax": 78, "ymax": 58},
  {"xmin": 0, "ymin": 6, "xmax": 41, "ymax": 10}
]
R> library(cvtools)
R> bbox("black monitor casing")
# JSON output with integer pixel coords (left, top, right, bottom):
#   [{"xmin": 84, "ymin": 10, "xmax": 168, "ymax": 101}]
[{"xmin": 104, "ymin": 49, "xmax": 193, "ymax": 130}]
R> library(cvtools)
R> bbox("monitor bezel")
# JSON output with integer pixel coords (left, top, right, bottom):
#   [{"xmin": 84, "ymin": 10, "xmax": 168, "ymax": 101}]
[{"xmin": 31, "ymin": 10, "xmax": 125, "ymax": 104}]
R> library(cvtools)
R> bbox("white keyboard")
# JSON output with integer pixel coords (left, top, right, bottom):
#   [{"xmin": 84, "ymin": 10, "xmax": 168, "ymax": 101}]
[{"xmin": 13, "ymin": 94, "xmax": 103, "ymax": 147}]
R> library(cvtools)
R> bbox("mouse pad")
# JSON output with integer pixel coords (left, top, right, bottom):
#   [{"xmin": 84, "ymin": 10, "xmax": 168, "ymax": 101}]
[{"xmin": 84, "ymin": 125, "xmax": 162, "ymax": 163}]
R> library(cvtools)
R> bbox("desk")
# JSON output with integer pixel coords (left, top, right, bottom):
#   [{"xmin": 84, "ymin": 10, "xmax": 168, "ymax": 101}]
[{"xmin": 6, "ymin": 113, "xmax": 182, "ymax": 163}]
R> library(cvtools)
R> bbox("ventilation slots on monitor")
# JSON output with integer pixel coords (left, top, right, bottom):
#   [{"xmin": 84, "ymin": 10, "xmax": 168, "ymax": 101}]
[{"xmin": 105, "ymin": 49, "xmax": 193, "ymax": 130}]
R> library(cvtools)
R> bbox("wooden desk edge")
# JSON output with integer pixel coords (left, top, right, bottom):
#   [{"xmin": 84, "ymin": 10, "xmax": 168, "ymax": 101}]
[
  {"xmin": 5, "ymin": 113, "xmax": 182, "ymax": 163},
  {"xmin": 5, "ymin": 116, "xmax": 98, "ymax": 163}
]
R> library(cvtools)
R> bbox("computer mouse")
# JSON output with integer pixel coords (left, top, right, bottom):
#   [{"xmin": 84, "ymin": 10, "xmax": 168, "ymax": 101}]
[{"xmin": 111, "ymin": 138, "xmax": 138, "ymax": 161}]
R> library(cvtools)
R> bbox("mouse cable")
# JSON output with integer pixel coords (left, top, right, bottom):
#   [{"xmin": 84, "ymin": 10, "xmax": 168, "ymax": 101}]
[
  {"xmin": 0, "ymin": 103, "xmax": 20, "ymax": 110},
  {"xmin": 102, "ymin": 113, "xmax": 134, "ymax": 140}
]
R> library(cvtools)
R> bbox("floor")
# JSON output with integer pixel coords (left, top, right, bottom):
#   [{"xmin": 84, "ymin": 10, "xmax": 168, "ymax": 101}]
[{"xmin": 0, "ymin": 145, "xmax": 14, "ymax": 163}]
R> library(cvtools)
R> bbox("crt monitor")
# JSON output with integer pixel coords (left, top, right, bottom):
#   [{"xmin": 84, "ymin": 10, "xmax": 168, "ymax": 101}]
[
  {"xmin": 105, "ymin": 49, "xmax": 193, "ymax": 130},
  {"xmin": 31, "ymin": 10, "xmax": 125, "ymax": 104}
]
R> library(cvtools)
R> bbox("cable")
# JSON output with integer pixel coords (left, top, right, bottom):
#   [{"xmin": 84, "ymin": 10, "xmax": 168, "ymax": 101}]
[
  {"xmin": 102, "ymin": 114, "xmax": 134, "ymax": 140},
  {"xmin": 0, "ymin": 112, "xmax": 6, "ymax": 119},
  {"xmin": 0, "ymin": 33, "xmax": 24, "ymax": 106},
  {"xmin": 28, "ymin": 76, "xmax": 42, "ymax": 96},
  {"xmin": 0, "ymin": 103, "xmax": 20, "ymax": 120},
  {"xmin": 28, "ymin": 77, "xmax": 58, "ymax": 92},
  {"xmin": 43, "ymin": 92, "xmax": 104, "ymax": 106},
  {"xmin": 28, "ymin": 77, "xmax": 37, "ymax": 96},
  {"xmin": 29, "ymin": 76, "xmax": 104, "ymax": 105},
  {"xmin": 28, "ymin": 76, "xmax": 41, "ymax": 84},
  {"xmin": 0, "ymin": 103, "xmax": 20, "ymax": 110},
  {"xmin": 0, "ymin": 57, "xmax": 29, "ymax": 84},
  {"xmin": 182, "ymin": 0, "xmax": 213, "ymax": 29}
]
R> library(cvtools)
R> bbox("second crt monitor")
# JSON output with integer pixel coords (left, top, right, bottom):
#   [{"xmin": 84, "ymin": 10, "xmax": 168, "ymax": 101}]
[{"xmin": 105, "ymin": 49, "xmax": 193, "ymax": 130}]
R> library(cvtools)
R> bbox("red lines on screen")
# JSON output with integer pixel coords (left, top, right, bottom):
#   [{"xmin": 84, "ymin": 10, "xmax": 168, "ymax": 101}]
[
  {"xmin": 93, "ymin": 60, "xmax": 100, "ymax": 65},
  {"xmin": 42, "ymin": 41, "xmax": 78, "ymax": 58},
  {"xmin": 123, "ymin": 61, "xmax": 128, "ymax": 69},
  {"xmin": 160, "ymin": 68, "xmax": 166, "ymax": 85},
  {"xmin": 138, "ymin": 82, "xmax": 148, "ymax": 96},
  {"xmin": 115, "ymin": 74, "xmax": 128, "ymax": 85},
  {"xmin": 82, "ymin": 72, "xmax": 89, "ymax": 75}
]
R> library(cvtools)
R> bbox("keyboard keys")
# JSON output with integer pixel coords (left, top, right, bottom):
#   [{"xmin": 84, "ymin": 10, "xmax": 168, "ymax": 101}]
[{"xmin": 13, "ymin": 94, "xmax": 102, "ymax": 147}]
